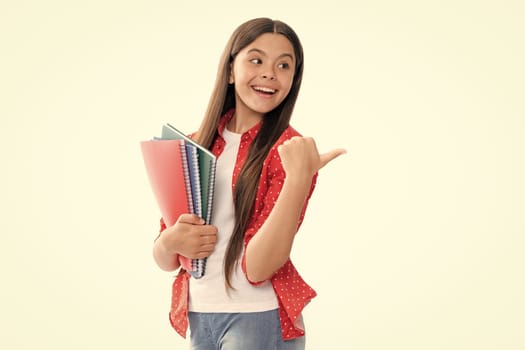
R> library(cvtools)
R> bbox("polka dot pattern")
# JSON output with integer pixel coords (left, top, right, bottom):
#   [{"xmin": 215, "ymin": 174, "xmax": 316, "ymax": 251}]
[{"xmin": 163, "ymin": 109, "xmax": 318, "ymax": 340}]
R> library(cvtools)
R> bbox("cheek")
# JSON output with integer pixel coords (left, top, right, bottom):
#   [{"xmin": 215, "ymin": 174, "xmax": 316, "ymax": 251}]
[
  {"xmin": 281, "ymin": 74, "xmax": 295, "ymax": 95},
  {"xmin": 233, "ymin": 64, "xmax": 255, "ymax": 82}
]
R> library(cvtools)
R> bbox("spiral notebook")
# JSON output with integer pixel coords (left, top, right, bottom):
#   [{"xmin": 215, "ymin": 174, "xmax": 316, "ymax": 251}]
[
  {"xmin": 162, "ymin": 124, "xmax": 217, "ymax": 226},
  {"xmin": 141, "ymin": 139, "xmax": 191, "ymax": 229},
  {"xmin": 141, "ymin": 124, "xmax": 216, "ymax": 279}
]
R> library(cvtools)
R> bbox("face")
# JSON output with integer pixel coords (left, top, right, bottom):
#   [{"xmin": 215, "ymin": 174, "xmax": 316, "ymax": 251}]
[{"xmin": 230, "ymin": 33, "xmax": 296, "ymax": 120}]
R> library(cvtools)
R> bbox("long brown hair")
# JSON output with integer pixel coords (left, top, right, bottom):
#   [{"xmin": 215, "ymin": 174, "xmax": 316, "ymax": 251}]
[{"xmin": 194, "ymin": 18, "xmax": 304, "ymax": 289}]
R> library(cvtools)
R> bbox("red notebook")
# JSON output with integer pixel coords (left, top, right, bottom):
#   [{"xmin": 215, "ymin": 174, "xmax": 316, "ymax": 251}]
[{"xmin": 140, "ymin": 139, "xmax": 194, "ymax": 272}]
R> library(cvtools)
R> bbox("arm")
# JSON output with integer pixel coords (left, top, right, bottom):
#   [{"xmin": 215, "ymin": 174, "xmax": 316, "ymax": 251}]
[
  {"xmin": 153, "ymin": 214, "xmax": 218, "ymax": 272},
  {"xmin": 245, "ymin": 137, "xmax": 346, "ymax": 282},
  {"xmin": 245, "ymin": 176, "xmax": 311, "ymax": 282}
]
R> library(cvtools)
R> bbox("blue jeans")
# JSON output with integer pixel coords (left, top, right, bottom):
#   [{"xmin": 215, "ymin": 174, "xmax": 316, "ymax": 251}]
[{"xmin": 188, "ymin": 309, "xmax": 305, "ymax": 350}]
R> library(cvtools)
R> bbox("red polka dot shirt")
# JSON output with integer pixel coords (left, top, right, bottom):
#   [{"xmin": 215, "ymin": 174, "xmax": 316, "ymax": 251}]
[{"xmin": 161, "ymin": 109, "xmax": 318, "ymax": 340}]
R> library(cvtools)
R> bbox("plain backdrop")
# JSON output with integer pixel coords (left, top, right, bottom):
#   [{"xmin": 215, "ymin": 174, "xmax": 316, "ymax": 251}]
[{"xmin": 1, "ymin": 1, "xmax": 524, "ymax": 349}]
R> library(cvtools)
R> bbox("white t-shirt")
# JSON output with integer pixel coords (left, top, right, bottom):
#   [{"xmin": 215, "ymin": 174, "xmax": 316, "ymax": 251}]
[{"xmin": 188, "ymin": 127, "xmax": 278, "ymax": 312}]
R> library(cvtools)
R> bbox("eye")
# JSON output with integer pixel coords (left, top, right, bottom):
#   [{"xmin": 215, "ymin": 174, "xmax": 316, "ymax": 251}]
[
  {"xmin": 278, "ymin": 62, "xmax": 291, "ymax": 70},
  {"xmin": 250, "ymin": 58, "xmax": 262, "ymax": 64}
]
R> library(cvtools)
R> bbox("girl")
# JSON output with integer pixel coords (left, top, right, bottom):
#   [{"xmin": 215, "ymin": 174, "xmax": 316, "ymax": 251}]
[{"xmin": 152, "ymin": 17, "xmax": 345, "ymax": 350}]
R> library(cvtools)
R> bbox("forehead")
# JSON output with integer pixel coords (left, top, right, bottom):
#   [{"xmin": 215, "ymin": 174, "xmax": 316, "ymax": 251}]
[{"xmin": 242, "ymin": 33, "xmax": 295, "ymax": 60}]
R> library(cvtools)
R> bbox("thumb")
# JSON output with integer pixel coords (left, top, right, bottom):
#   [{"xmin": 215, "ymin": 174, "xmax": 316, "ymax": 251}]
[
  {"xmin": 319, "ymin": 148, "xmax": 347, "ymax": 169},
  {"xmin": 177, "ymin": 213, "xmax": 205, "ymax": 225}
]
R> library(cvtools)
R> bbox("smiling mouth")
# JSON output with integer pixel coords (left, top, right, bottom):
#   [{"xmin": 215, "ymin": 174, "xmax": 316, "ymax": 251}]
[{"xmin": 252, "ymin": 86, "xmax": 277, "ymax": 95}]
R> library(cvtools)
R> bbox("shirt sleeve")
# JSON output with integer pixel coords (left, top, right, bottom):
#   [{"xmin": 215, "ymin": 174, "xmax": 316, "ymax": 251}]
[{"xmin": 155, "ymin": 218, "xmax": 167, "ymax": 242}]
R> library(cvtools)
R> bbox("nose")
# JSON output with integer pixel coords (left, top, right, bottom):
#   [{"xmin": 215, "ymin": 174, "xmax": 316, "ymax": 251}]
[
  {"xmin": 261, "ymin": 67, "xmax": 276, "ymax": 80},
  {"xmin": 261, "ymin": 73, "xmax": 276, "ymax": 80}
]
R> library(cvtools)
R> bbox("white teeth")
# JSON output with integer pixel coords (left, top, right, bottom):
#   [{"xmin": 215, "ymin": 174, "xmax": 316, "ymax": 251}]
[{"xmin": 254, "ymin": 86, "xmax": 276, "ymax": 93}]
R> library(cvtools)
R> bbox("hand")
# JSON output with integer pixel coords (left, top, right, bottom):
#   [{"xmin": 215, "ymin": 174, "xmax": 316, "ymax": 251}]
[
  {"xmin": 278, "ymin": 136, "xmax": 346, "ymax": 180},
  {"xmin": 159, "ymin": 214, "xmax": 218, "ymax": 259}
]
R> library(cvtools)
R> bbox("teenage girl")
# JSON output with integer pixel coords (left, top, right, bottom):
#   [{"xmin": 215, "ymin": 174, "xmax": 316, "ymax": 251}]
[{"xmin": 152, "ymin": 17, "xmax": 346, "ymax": 350}]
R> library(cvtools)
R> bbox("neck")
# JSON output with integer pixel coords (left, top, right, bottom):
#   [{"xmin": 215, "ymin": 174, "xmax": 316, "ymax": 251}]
[{"xmin": 227, "ymin": 109, "xmax": 262, "ymax": 134}]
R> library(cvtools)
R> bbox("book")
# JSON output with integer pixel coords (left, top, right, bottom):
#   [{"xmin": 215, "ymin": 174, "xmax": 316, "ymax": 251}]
[
  {"xmin": 161, "ymin": 124, "xmax": 217, "ymax": 279},
  {"xmin": 140, "ymin": 125, "xmax": 216, "ymax": 279},
  {"xmin": 161, "ymin": 124, "xmax": 217, "ymax": 225},
  {"xmin": 140, "ymin": 139, "xmax": 191, "ymax": 229},
  {"xmin": 184, "ymin": 143, "xmax": 202, "ymax": 217}
]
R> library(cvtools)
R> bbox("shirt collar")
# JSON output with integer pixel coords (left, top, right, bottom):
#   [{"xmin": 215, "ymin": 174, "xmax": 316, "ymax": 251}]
[{"xmin": 217, "ymin": 108, "xmax": 261, "ymax": 142}]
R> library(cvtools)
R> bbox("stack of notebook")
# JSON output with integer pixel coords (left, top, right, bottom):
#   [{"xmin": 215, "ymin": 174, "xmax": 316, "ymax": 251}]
[{"xmin": 141, "ymin": 124, "xmax": 217, "ymax": 279}]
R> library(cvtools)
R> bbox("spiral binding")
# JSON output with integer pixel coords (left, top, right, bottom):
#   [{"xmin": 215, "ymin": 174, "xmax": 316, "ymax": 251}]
[
  {"xmin": 205, "ymin": 158, "xmax": 217, "ymax": 225},
  {"xmin": 178, "ymin": 141, "xmax": 194, "ymax": 215},
  {"xmin": 188, "ymin": 157, "xmax": 217, "ymax": 279}
]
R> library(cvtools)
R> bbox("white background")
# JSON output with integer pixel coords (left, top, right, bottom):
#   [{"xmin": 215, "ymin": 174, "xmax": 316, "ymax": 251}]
[{"xmin": 1, "ymin": 1, "xmax": 524, "ymax": 349}]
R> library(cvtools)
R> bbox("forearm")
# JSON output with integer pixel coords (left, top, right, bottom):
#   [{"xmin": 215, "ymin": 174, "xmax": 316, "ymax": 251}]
[
  {"xmin": 245, "ymin": 177, "xmax": 311, "ymax": 282},
  {"xmin": 153, "ymin": 235, "xmax": 181, "ymax": 272}
]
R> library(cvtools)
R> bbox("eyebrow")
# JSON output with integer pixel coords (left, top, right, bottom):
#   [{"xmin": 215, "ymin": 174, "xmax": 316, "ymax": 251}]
[{"xmin": 247, "ymin": 48, "xmax": 294, "ymax": 61}]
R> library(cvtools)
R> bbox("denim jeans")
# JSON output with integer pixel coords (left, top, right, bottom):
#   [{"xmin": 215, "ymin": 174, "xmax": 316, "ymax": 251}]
[{"xmin": 188, "ymin": 309, "xmax": 305, "ymax": 350}]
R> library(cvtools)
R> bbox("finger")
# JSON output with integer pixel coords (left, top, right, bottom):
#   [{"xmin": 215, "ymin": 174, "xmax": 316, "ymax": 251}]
[
  {"xmin": 319, "ymin": 148, "xmax": 347, "ymax": 169},
  {"xmin": 177, "ymin": 213, "xmax": 205, "ymax": 225},
  {"xmin": 195, "ymin": 251, "xmax": 213, "ymax": 259},
  {"xmin": 196, "ymin": 243, "xmax": 216, "ymax": 255},
  {"xmin": 200, "ymin": 243, "xmax": 215, "ymax": 250},
  {"xmin": 199, "ymin": 224, "xmax": 218, "ymax": 236},
  {"xmin": 200, "ymin": 233, "xmax": 217, "ymax": 245}
]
